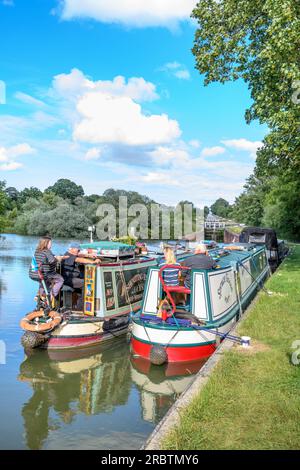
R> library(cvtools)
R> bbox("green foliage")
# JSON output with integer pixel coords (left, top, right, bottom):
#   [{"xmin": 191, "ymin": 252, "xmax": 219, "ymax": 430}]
[
  {"xmin": 0, "ymin": 180, "xmax": 7, "ymax": 213},
  {"xmin": 45, "ymin": 178, "xmax": 84, "ymax": 202},
  {"xmin": 192, "ymin": 0, "xmax": 300, "ymax": 240},
  {"xmin": 19, "ymin": 186, "xmax": 43, "ymax": 204},
  {"xmin": 103, "ymin": 188, "xmax": 155, "ymax": 206},
  {"xmin": 7, "ymin": 179, "xmax": 205, "ymax": 240},
  {"xmin": 263, "ymin": 173, "xmax": 300, "ymax": 240},
  {"xmin": 210, "ymin": 198, "xmax": 231, "ymax": 218},
  {"xmin": 5, "ymin": 186, "xmax": 19, "ymax": 201},
  {"xmin": 204, "ymin": 206, "xmax": 209, "ymax": 218},
  {"xmin": 0, "ymin": 180, "xmax": 9, "ymax": 232}
]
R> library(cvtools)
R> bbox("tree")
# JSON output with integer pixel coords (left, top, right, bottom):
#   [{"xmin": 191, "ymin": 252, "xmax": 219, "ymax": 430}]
[
  {"xmin": 192, "ymin": 0, "xmax": 300, "ymax": 239},
  {"xmin": 0, "ymin": 181, "xmax": 7, "ymax": 213},
  {"xmin": 0, "ymin": 181, "xmax": 8, "ymax": 232},
  {"xmin": 45, "ymin": 179, "xmax": 84, "ymax": 202},
  {"xmin": 210, "ymin": 198, "xmax": 231, "ymax": 218},
  {"xmin": 5, "ymin": 187, "xmax": 19, "ymax": 201},
  {"xmin": 192, "ymin": 1, "xmax": 299, "ymax": 151},
  {"xmin": 19, "ymin": 187, "xmax": 42, "ymax": 204},
  {"xmin": 263, "ymin": 173, "xmax": 300, "ymax": 240}
]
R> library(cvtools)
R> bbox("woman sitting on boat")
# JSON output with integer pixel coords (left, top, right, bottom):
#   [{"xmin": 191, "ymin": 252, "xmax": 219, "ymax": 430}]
[
  {"xmin": 159, "ymin": 246, "xmax": 181, "ymax": 286},
  {"xmin": 29, "ymin": 236, "xmax": 67, "ymax": 304}
]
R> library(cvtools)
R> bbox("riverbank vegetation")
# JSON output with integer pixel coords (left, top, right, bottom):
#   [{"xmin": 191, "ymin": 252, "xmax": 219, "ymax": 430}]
[
  {"xmin": 163, "ymin": 246, "xmax": 300, "ymax": 449},
  {"xmin": 0, "ymin": 178, "xmax": 206, "ymax": 239},
  {"xmin": 192, "ymin": 0, "xmax": 300, "ymax": 241}
]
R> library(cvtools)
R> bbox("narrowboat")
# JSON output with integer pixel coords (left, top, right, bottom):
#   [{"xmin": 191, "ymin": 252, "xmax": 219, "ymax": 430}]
[
  {"xmin": 21, "ymin": 241, "xmax": 156, "ymax": 350},
  {"xmin": 131, "ymin": 243, "xmax": 270, "ymax": 363},
  {"xmin": 239, "ymin": 227, "xmax": 288, "ymax": 271}
]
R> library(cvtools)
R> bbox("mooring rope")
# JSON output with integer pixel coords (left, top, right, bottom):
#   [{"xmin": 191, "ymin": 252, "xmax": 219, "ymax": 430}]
[{"xmin": 119, "ymin": 260, "xmax": 134, "ymax": 317}]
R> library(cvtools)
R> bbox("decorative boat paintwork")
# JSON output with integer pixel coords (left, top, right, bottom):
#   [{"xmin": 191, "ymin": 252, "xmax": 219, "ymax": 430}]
[{"xmin": 22, "ymin": 242, "xmax": 157, "ymax": 350}]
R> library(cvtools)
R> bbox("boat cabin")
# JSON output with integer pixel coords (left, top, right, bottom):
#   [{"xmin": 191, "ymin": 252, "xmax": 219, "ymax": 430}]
[
  {"xmin": 239, "ymin": 227, "xmax": 288, "ymax": 271},
  {"xmin": 138, "ymin": 244, "xmax": 269, "ymax": 326},
  {"xmin": 61, "ymin": 242, "xmax": 157, "ymax": 319}
]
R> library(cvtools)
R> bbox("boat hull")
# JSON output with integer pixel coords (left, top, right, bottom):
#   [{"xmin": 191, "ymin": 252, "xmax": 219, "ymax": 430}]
[
  {"xmin": 42, "ymin": 316, "xmax": 129, "ymax": 350},
  {"xmin": 131, "ymin": 336, "xmax": 216, "ymax": 362},
  {"xmin": 131, "ymin": 316, "xmax": 236, "ymax": 362}
]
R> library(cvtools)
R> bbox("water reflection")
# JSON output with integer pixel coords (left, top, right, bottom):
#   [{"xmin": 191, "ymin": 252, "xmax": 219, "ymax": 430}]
[
  {"xmin": 0, "ymin": 234, "xmax": 206, "ymax": 450},
  {"xmin": 18, "ymin": 341, "xmax": 132, "ymax": 449},
  {"xmin": 131, "ymin": 357, "xmax": 206, "ymax": 425}
]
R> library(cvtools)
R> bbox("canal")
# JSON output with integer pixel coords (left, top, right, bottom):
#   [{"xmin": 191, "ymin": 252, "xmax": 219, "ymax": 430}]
[{"xmin": 0, "ymin": 234, "xmax": 205, "ymax": 450}]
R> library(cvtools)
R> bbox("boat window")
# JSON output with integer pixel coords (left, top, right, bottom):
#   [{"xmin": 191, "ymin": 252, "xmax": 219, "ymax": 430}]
[
  {"xmin": 249, "ymin": 234, "xmax": 266, "ymax": 244},
  {"xmin": 115, "ymin": 267, "xmax": 148, "ymax": 308}
]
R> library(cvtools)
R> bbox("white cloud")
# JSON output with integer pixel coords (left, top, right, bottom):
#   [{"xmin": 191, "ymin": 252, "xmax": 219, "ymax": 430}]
[
  {"xmin": 15, "ymin": 92, "xmax": 46, "ymax": 107},
  {"xmin": 74, "ymin": 92, "xmax": 181, "ymax": 146},
  {"xmin": 60, "ymin": 0, "xmax": 197, "ymax": 28},
  {"xmin": 221, "ymin": 138, "xmax": 263, "ymax": 157},
  {"xmin": 188, "ymin": 139, "xmax": 201, "ymax": 148},
  {"xmin": 201, "ymin": 146, "xmax": 226, "ymax": 157},
  {"xmin": 0, "ymin": 162, "xmax": 22, "ymax": 171},
  {"xmin": 141, "ymin": 171, "xmax": 181, "ymax": 186},
  {"xmin": 149, "ymin": 146, "xmax": 189, "ymax": 166},
  {"xmin": 174, "ymin": 69, "xmax": 190, "ymax": 80},
  {"xmin": 51, "ymin": 69, "xmax": 179, "ymax": 148},
  {"xmin": 2, "ymin": 0, "xmax": 14, "ymax": 6},
  {"xmin": 164, "ymin": 61, "xmax": 181, "ymax": 70},
  {"xmin": 0, "ymin": 143, "xmax": 35, "ymax": 171},
  {"xmin": 52, "ymin": 68, "xmax": 159, "ymax": 102},
  {"xmin": 160, "ymin": 61, "xmax": 191, "ymax": 80},
  {"xmin": 84, "ymin": 147, "xmax": 102, "ymax": 160}
]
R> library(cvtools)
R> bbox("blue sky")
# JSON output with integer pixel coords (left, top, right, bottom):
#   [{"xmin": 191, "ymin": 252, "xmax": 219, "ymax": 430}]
[{"xmin": 0, "ymin": 0, "xmax": 267, "ymax": 206}]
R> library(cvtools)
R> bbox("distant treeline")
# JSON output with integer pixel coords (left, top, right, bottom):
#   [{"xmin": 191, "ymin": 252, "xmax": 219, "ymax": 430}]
[
  {"xmin": 1, "ymin": 177, "xmax": 298, "ymax": 240},
  {"xmin": 0, "ymin": 179, "xmax": 207, "ymax": 239}
]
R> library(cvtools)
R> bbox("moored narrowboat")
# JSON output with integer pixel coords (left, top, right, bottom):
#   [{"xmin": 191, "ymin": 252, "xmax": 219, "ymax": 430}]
[
  {"xmin": 131, "ymin": 243, "xmax": 270, "ymax": 363},
  {"xmin": 21, "ymin": 241, "xmax": 156, "ymax": 350},
  {"xmin": 239, "ymin": 227, "xmax": 288, "ymax": 271}
]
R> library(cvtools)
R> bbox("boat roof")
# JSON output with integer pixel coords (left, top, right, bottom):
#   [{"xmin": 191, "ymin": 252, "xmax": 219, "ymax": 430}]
[
  {"xmin": 80, "ymin": 241, "xmax": 133, "ymax": 250},
  {"xmin": 178, "ymin": 243, "xmax": 265, "ymax": 269}
]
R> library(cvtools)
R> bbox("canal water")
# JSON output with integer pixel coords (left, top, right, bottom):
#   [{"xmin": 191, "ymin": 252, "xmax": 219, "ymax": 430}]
[{"xmin": 0, "ymin": 234, "xmax": 205, "ymax": 450}]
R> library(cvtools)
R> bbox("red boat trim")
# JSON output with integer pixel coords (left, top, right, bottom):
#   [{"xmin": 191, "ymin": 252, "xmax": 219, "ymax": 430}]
[{"xmin": 131, "ymin": 337, "xmax": 216, "ymax": 362}]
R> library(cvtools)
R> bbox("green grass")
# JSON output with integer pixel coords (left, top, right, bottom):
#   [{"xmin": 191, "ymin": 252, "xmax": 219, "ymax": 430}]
[{"xmin": 162, "ymin": 246, "xmax": 300, "ymax": 450}]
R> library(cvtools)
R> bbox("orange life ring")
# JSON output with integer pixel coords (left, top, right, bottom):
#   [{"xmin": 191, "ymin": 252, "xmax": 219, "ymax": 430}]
[{"xmin": 20, "ymin": 310, "xmax": 62, "ymax": 333}]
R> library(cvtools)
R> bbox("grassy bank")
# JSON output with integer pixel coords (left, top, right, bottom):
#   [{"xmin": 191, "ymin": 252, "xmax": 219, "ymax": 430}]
[{"xmin": 163, "ymin": 246, "xmax": 300, "ymax": 450}]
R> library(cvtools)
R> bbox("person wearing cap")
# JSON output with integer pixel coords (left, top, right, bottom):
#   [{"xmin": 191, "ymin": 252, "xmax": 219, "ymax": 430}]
[
  {"xmin": 181, "ymin": 243, "xmax": 217, "ymax": 289},
  {"xmin": 61, "ymin": 242, "xmax": 101, "ymax": 291}
]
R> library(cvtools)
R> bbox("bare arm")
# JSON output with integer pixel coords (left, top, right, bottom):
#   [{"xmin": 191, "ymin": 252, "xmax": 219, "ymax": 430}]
[{"xmin": 75, "ymin": 257, "xmax": 101, "ymax": 264}]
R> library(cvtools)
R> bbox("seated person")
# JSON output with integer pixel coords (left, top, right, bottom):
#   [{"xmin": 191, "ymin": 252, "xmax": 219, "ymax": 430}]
[
  {"xmin": 61, "ymin": 242, "xmax": 101, "ymax": 290},
  {"xmin": 29, "ymin": 236, "xmax": 67, "ymax": 303},
  {"xmin": 159, "ymin": 246, "xmax": 181, "ymax": 287},
  {"xmin": 181, "ymin": 243, "xmax": 217, "ymax": 289}
]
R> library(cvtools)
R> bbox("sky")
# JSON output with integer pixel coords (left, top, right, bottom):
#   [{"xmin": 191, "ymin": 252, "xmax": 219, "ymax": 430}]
[{"xmin": 0, "ymin": 0, "xmax": 267, "ymax": 207}]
